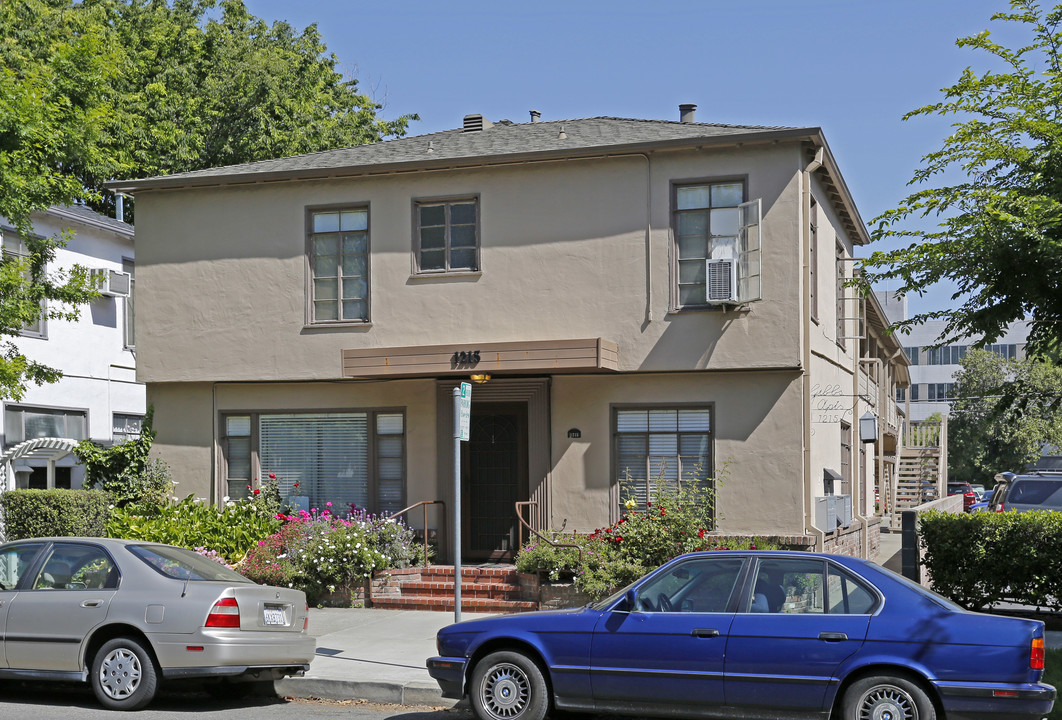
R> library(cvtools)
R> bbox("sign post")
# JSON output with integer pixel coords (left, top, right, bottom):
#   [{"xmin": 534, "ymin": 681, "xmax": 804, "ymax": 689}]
[{"xmin": 453, "ymin": 382, "xmax": 471, "ymax": 622}]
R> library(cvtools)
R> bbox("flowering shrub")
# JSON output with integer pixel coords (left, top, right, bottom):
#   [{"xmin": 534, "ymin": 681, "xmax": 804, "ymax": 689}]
[
  {"xmin": 516, "ymin": 479, "xmax": 775, "ymax": 600},
  {"xmin": 240, "ymin": 505, "xmax": 428, "ymax": 604}
]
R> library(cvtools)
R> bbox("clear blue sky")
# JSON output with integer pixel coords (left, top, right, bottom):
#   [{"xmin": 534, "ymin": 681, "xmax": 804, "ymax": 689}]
[{"xmin": 244, "ymin": 0, "xmax": 1012, "ymax": 314}]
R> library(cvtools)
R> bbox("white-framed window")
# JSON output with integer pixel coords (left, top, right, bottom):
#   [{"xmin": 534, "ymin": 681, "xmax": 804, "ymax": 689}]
[
  {"xmin": 414, "ymin": 197, "xmax": 479, "ymax": 273},
  {"xmin": 672, "ymin": 181, "xmax": 761, "ymax": 308},
  {"xmin": 221, "ymin": 410, "xmax": 405, "ymax": 515},
  {"xmin": 5, "ymin": 405, "xmax": 86, "ymax": 445},
  {"xmin": 308, "ymin": 207, "xmax": 369, "ymax": 323},
  {"xmin": 613, "ymin": 406, "xmax": 713, "ymax": 513},
  {"xmin": 112, "ymin": 413, "xmax": 143, "ymax": 443},
  {"xmin": 122, "ymin": 258, "xmax": 135, "ymax": 349},
  {"xmin": 2, "ymin": 232, "xmax": 45, "ymax": 338}
]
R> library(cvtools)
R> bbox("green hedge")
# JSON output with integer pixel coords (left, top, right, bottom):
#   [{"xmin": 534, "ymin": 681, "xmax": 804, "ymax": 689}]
[
  {"xmin": 920, "ymin": 509, "xmax": 1062, "ymax": 610},
  {"xmin": 0, "ymin": 489, "xmax": 112, "ymax": 540}
]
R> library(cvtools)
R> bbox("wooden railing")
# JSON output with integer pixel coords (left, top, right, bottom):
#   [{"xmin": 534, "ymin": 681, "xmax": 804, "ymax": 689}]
[
  {"xmin": 387, "ymin": 500, "xmax": 446, "ymax": 566},
  {"xmin": 516, "ymin": 500, "xmax": 583, "ymax": 565}
]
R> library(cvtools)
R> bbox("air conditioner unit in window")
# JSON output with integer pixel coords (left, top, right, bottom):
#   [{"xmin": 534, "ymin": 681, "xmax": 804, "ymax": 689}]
[
  {"xmin": 91, "ymin": 268, "xmax": 131, "ymax": 297},
  {"xmin": 706, "ymin": 258, "xmax": 736, "ymax": 303}
]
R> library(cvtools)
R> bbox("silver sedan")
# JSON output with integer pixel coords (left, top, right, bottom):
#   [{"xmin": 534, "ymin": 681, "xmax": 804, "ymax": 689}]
[{"xmin": 0, "ymin": 537, "xmax": 315, "ymax": 710}]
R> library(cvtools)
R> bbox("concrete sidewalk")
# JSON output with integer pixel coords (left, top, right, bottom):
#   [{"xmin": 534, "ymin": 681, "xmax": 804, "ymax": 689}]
[{"xmin": 275, "ymin": 607, "xmax": 474, "ymax": 706}]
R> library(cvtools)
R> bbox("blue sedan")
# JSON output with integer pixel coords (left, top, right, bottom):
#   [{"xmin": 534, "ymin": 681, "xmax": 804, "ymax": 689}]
[{"xmin": 428, "ymin": 550, "xmax": 1055, "ymax": 720}]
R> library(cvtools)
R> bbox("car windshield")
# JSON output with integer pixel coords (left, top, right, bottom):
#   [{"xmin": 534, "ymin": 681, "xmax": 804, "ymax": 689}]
[{"xmin": 129, "ymin": 544, "xmax": 254, "ymax": 583}]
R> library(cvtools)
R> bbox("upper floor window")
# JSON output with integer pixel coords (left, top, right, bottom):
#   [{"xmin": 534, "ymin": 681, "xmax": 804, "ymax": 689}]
[
  {"xmin": 415, "ymin": 198, "xmax": 479, "ymax": 273},
  {"xmin": 2, "ymin": 232, "xmax": 44, "ymax": 338},
  {"xmin": 309, "ymin": 208, "xmax": 369, "ymax": 323},
  {"xmin": 123, "ymin": 258, "xmax": 135, "ymax": 349},
  {"xmin": 672, "ymin": 181, "xmax": 760, "ymax": 308},
  {"xmin": 5, "ymin": 405, "xmax": 86, "ymax": 445}
]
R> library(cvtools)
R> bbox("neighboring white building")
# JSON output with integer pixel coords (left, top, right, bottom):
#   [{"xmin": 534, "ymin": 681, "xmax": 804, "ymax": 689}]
[
  {"xmin": 0, "ymin": 205, "xmax": 143, "ymax": 490},
  {"xmin": 875, "ymin": 291, "xmax": 1030, "ymax": 422}
]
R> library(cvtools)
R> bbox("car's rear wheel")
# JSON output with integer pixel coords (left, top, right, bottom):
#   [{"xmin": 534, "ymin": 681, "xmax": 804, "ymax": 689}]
[
  {"xmin": 470, "ymin": 650, "xmax": 549, "ymax": 720},
  {"xmin": 842, "ymin": 673, "xmax": 936, "ymax": 720},
  {"xmin": 91, "ymin": 636, "xmax": 159, "ymax": 711}
]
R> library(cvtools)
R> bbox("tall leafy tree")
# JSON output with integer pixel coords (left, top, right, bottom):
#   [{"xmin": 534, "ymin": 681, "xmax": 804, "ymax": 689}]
[
  {"xmin": 861, "ymin": 1, "xmax": 1062, "ymax": 361},
  {"xmin": 83, "ymin": 0, "xmax": 416, "ymax": 219},
  {"xmin": 0, "ymin": 0, "xmax": 115, "ymax": 399},
  {"xmin": 0, "ymin": 0, "xmax": 414, "ymax": 399},
  {"xmin": 948, "ymin": 349, "xmax": 1062, "ymax": 481}
]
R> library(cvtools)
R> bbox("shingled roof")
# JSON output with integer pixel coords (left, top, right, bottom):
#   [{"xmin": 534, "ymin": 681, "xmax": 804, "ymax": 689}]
[{"xmin": 107, "ymin": 113, "xmax": 868, "ymax": 244}]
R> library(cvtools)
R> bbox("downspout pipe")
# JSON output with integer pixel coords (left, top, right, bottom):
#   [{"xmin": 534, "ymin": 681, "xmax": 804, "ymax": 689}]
[{"xmin": 803, "ymin": 147, "xmax": 826, "ymax": 551}]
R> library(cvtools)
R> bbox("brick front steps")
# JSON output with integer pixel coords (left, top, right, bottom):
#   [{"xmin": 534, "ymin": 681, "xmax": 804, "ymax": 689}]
[{"xmin": 370, "ymin": 565, "xmax": 539, "ymax": 613}]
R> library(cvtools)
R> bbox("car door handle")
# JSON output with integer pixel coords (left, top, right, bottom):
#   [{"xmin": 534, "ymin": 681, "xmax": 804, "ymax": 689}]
[
  {"xmin": 692, "ymin": 628, "xmax": 720, "ymax": 638},
  {"xmin": 819, "ymin": 632, "xmax": 848, "ymax": 642},
  {"xmin": 81, "ymin": 599, "xmax": 103, "ymax": 608}
]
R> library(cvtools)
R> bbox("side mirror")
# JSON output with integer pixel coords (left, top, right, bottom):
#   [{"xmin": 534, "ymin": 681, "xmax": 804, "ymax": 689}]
[{"xmin": 624, "ymin": 589, "xmax": 639, "ymax": 613}]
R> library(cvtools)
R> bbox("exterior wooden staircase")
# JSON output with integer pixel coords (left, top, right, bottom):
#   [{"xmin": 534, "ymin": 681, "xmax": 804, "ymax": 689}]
[
  {"xmin": 883, "ymin": 418, "xmax": 948, "ymax": 530},
  {"xmin": 370, "ymin": 565, "xmax": 538, "ymax": 613}
]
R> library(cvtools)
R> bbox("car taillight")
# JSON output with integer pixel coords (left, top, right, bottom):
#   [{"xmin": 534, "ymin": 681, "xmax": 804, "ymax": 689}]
[
  {"xmin": 205, "ymin": 597, "xmax": 240, "ymax": 628},
  {"xmin": 1032, "ymin": 637, "xmax": 1045, "ymax": 670},
  {"xmin": 304, "ymin": 603, "xmax": 309, "ymax": 631},
  {"xmin": 995, "ymin": 505, "xmax": 1005, "ymax": 512}
]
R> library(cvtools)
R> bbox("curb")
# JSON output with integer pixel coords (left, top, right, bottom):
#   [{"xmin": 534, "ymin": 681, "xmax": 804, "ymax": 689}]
[{"xmin": 276, "ymin": 676, "xmax": 458, "ymax": 707}]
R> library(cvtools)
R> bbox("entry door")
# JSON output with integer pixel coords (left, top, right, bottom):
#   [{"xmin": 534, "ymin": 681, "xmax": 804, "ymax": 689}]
[{"xmin": 462, "ymin": 402, "xmax": 528, "ymax": 560}]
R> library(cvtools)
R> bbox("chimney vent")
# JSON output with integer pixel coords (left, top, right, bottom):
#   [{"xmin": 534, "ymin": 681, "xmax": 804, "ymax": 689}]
[
  {"xmin": 463, "ymin": 114, "xmax": 494, "ymax": 132},
  {"xmin": 530, "ymin": 109, "xmax": 541, "ymax": 123},
  {"xmin": 679, "ymin": 103, "xmax": 697, "ymax": 123}
]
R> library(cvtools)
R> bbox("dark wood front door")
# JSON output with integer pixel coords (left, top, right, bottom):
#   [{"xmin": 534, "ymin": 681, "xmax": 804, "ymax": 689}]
[{"xmin": 461, "ymin": 402, "xmax": 528, "ymax": 561}]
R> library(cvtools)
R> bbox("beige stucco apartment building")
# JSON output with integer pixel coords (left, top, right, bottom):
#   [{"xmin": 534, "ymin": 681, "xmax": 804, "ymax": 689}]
[{"xmin": 111, "ymin": 106, "xmax": 909, "ymax": 562}]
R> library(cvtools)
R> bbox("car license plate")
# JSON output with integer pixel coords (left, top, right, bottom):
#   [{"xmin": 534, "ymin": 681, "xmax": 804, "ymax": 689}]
[{"xmin": 264, "ymin": 606, "xmax": 285, "ymax": 625}]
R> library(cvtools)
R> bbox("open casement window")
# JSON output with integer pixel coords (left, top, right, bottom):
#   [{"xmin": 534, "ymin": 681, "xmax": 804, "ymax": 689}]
[
  {"xmin": 674, "ymin": 183, "xmax": 761, "ymax": 307},
  {"xmin": 835, "ymin": 251, "xmax": 864, "ymax": 345},
  {"xmin": 615, "ymin": 407, "xmax": 713, "ymax": 515},
  {"xmin": 309, "ymin": 208, "xmax": 369, "ymax": 323}
]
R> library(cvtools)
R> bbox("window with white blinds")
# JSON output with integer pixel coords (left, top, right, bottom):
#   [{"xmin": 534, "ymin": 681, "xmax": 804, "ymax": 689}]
[
  {"xmin": 221, "ymin": 411, "xmax": 405, "ymax": 514},
  {"xmin": 615, "ymin": 407, "xmax": 713, "ymax": 513}
]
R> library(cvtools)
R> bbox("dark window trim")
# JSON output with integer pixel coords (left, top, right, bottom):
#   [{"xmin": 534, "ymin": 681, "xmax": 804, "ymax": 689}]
[
  {"xmin": 411, "ymin": 193, "xmax": 481, "ymax": 276},
  {"xmin": 609, "ymin": 402, "xmax": 716, "ymax": 523},
  {"xmin": 305, "ymin": 202, "xmax": 371, "ymax": 326},
  {"xmin": 218, "ymin": 407, "xmax": 407, "ymax": 512},
  {"xmin": 668, "ymin": 175, "xmax": 749, "ymax": 313}
]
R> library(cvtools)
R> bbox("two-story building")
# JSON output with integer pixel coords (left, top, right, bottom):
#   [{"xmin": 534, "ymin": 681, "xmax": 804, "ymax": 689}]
[
  {"xmin": 0, "ymin": 205, "xmax": 143, "ymax": 489},
  {"xmin": 110, "ymin": 106, "xmax": 909, "ymax": 561}
]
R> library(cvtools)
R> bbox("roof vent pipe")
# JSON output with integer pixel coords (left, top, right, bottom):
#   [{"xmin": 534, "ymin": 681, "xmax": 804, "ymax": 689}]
[
  {"xmin": 679, "ymin": 103, "xmax": 697, "ymax": 123},
  {"xmin": 530, "ymin": 109, "xmax": 541, "ymax": 123}
]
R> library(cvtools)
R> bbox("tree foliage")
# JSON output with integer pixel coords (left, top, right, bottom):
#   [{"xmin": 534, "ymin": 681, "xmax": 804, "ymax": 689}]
[
  {"xmin": 83, "ymin": 0, "xmax": 416, "ymax": 219},
  {"xmin": 860, "ymin": 0, "xmax": 1062, "ymax": 361},
  {"xmin": 0, "ymin": 0, "xmax": 415, "ymax": 399},
  {"xmin": 948, "ymin": 349, "xmax": 1062, "ymax": 480}
]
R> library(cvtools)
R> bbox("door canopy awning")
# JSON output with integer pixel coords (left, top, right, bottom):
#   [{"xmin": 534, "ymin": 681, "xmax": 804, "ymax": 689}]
[{"xmin": 0, "ymin": 437, "xmax": 79, "ymax": 491}]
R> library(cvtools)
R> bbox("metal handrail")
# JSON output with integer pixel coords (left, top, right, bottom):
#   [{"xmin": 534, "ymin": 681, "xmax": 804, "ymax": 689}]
[
  {"xmin": 388, "ymin": 500, "xmax": 446, "ymax": 567},
  {"xmin": 516, "ymin": 500, "xmax": 583, "ymax": 565}
]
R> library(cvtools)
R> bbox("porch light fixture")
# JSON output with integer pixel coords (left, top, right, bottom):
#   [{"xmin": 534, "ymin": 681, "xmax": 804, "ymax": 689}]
[
  {"xmin": 470, "ymin": 373, "xmax": 491, "ymax": 384},
  {"xmin": 859, "ymin": 412, "xmax": 878, "ymax": 443}
]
